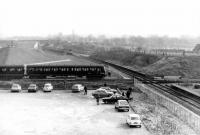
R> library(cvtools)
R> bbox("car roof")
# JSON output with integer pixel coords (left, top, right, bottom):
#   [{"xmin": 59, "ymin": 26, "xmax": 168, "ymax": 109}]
[
  {"xmin": 12, "ymin": 83, "xmax": 20, "ymax": 86},
  {"xmin": 73, "ymin": 84, "xmax": 82, "ymax": 86},
  {"xmin": 118, "ymin": 100, "xmax": 128, "ymax": 102},
  {"xmin": 29, "ymin": 84, "xmax": 36, "ymax": 86},
  {"xmin": 128, "ymin": 114, "xmax": 140, "ymax": 117}
]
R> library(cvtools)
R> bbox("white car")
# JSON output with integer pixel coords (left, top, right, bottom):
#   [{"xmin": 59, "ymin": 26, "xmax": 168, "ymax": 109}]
[
  {"xmin": 11, "ymin": 84, "xmax": 22, "ymax": 92},
  {"xmin": 43, "ymin": 83, "xmax": 53, "ymax": 92},
  {"xmin": 126, "ymin": 114, "xmax": 142, "ymax": 128},
  {"xmin": 98, "ymin": 87, "xmax": 117, "ymax": 93},
  {"xmin": 115, "ymin": 100, "xmax": 130, "ymax": 112},
  {"xmin": 72, "ymin": 84, "xmax": 84, "ymax": 92}
]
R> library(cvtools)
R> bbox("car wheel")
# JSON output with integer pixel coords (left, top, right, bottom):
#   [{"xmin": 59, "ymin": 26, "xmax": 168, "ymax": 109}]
[{"xmin": 127, "ymin": 109, "xmax": 129, "ymax": 112}]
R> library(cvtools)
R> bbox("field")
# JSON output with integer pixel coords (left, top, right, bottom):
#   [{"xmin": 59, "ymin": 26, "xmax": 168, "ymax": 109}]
[{"xmin": 0, "ymin": 41, "xmax": 95, "ymax": 65}]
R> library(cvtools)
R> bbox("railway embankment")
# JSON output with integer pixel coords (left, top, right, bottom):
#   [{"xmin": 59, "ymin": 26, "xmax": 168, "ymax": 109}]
[
  {"xmin": 134, "ymin": 80, "xmax": 200, "ymax": 134},
  {"xmin": 0, "ymin": 47, "xmax": 9, "ymax": 65}
]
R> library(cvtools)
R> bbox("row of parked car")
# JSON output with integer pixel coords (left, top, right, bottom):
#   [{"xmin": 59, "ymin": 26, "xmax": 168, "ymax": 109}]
[
  {"xmin": 91, "ymin": 86, "xmax": 142, "ymax": 128},
  {"xmin": 11, "ymin": 83, "xmax": 85, "ymax": 93},
  {"xmin": 11, "ymin": 83, "xmax": 53, "ymax": 92}
]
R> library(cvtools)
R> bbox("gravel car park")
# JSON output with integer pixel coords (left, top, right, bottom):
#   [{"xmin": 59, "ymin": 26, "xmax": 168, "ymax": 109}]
[{"xmin": 0, "ymin": 90, "xmax": 149, "ymax": 135}]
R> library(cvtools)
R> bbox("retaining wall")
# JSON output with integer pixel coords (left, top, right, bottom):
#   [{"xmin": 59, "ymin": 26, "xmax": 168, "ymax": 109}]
[{"xmin": 135, "ymin": 82, "xmax": 200, "ymax": 133}]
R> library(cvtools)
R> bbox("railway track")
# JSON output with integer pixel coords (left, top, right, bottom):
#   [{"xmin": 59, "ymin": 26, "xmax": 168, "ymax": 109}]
[{"xmin": 95, "ymin": 59, "xmax": 200, "ymax": 115}]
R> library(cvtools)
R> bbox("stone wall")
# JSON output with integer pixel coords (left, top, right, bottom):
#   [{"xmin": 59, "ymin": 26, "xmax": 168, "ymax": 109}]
[{"xmin": 135, "ymin": 81, "xmax": 200, "ymax": 133}]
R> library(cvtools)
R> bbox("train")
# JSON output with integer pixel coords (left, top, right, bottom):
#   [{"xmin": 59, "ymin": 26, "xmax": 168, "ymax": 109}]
[{"xmin": 0, "ymin": 65, "xmax": 106, "ymax": 80}]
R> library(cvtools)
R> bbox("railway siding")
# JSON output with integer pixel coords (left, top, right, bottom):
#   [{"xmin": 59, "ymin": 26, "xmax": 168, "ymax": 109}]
[{"xmin": 135, "ymin": 80, "xmax": 200, "ymax": 133}]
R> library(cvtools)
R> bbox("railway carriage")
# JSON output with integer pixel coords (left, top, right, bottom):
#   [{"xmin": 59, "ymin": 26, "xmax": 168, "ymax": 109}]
[
  {"xmin": 0, "ymin": 65, "xmax": 106, "ymax": 80},
  {"xmin": 0, "ymin": 65, "xmax": 24, "ymax": 80},
  {"xmin": 26, "ymin": 65, "xmax": 106, "ymax": 79}
]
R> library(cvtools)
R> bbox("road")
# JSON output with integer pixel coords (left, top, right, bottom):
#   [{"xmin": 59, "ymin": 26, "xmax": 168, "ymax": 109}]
[{"xmin": 0, "ymin": 90, "xmax": 150, "ymax": 135}]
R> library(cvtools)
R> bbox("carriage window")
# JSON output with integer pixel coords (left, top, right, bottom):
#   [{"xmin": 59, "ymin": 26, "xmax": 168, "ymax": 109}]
[
  {"xmin": 62, "ymin": 68, "xmax": 66, "ymax": 71},
  {"xmin": 54, "ymin": 68, "xmax": 58, "ymax": 71},
  {"xmin": 2, "ymin": 68, "xmax": 7, "ymax": 72},
  {"xmin": 9, "ymin": 68, "xmax": 15, "ymax": 72},
  {"xmin": 17, "ymin": 68, "xmax": 22, "ymax": 72},
  {"xmin": 39, "ymin": 68, "xmax": 43, "ymax": 71}
]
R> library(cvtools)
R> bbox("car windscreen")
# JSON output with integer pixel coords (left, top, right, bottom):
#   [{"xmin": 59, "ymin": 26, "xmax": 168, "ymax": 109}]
[
  {"xmin": 45, "ymin": 84, "xmax": 51, "ymax": 87},
  {"xmin": 131, "ymin": 117, "xmax": 139, "ymax": 120},
  {"xmin": 12, "ymin": 84, "xmax": 19, "ymax": 88},
  {"xmin": 29, "ymin": 86, "xmax": 36, "ymax": 88},
  {"xmin": 119, "ymin": 101, "xmax": 129, "ymax": 105},
  {"xmin": 72, "ymin": 85, "xmax": 78, "ymax": 89},
  {"xmin": 12, "ymin": 85, "xmax": 18, "ymax": 88}
]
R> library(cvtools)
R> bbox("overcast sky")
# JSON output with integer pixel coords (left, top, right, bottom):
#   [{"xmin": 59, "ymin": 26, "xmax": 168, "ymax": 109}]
[{"xmin": 0, "ymin": 0, "xmax": 199, "ymax": 37}]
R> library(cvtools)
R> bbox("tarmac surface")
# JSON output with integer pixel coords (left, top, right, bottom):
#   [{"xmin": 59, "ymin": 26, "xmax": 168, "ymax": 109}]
[{"xmin": 0, "ymin": 90, "xmax": 150, "ymax": 135}]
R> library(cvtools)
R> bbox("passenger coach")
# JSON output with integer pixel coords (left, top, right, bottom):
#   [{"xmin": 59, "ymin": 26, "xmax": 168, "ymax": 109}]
[
  {"xmin": 26, "ymin": 65, "xmax": 106, "ymax": 79},
  {"xmin": 0, "ymin": 65, "xmax": 24, "ymax": 79}
]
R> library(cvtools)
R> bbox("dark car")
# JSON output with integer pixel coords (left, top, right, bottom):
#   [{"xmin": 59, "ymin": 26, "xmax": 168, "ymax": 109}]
[
  {"xmin": 102, "ymin": 94, "xmax": 128, "ymax": 104},
  {"xmin": 28, "ymin": 84, "xmax": 38, "ymax": 92},
  {"xmin": 92, "ymin": 89, "xmax": 113, "ymax": 98}
]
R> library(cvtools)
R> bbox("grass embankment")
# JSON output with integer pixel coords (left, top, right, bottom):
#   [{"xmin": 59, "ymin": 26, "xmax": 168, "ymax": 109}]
[
  {"xmin": 90, "ymin": 47, "xmax": 161, "ymax": 69},
  {"xmin": 142, "ymin": 56, "xmax": 200, "ymax": 78},
  {"xmin": 0, "ymin": 47, "xmax": 9, "ymax": 65},
  {"xmin": 90, "ymin": 48, "xmax": 200, "ymax": 79}
]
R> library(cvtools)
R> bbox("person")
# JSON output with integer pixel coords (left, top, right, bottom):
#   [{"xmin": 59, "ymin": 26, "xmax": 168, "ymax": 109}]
[
  {"xmin": 126, "ymin": 87, "xmax": 132, "ymax": 99},
  {"xmin": 84, "ymin": 86, "xmax": 87, "ymax": 95},
  {"xmin": 104, "ymin": 83, "xmax": 107, "ymax": 87},
  {"xmin": 96, "ymin": 95, "xmax": 100, "ymax": 105},
  {"xmin": 122, "ymin": 91, "xmax": 125, "ymax": 96}
]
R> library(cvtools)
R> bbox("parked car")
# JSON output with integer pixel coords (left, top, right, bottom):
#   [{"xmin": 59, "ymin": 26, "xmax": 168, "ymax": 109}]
[
  {"xmin": 28, "ymin": 84, "xmax": 38, "ymax": 92},
  {"xmin": 102, "ymin": 94, "xmax": 128, "ymax": 104},
  {"xmin": 11, "ymin": 83, "xmax": 22, "ymax": 92},
  {"xmin": 126, "ymin": 114, "xmax": 142, "ymax": 128},
  {"xmin": 72, "ymin": 84, "xmax": 84, "ymax": 92},
  {"xmin": 98, "ymin": 87, "xmax": 117, "ymax": 93},
  {"xmin": 115, "ymin": 100, "xmax": 129, "ymax": 112},
  {"xmin": 92, "ymin": 89, "xmax": 113, "ymax": 98},
  {"xmin": 43, "ymin": 83, "xmax": 53, "ymax": 92}
]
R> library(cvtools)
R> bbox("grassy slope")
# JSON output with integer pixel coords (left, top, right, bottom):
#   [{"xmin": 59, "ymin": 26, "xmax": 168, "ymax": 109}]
[
  {"xmin": 5, "ymin": 47, "xmax": 95, "ymax": 65},
  {"xmin": 0, "ymin": 48, "xmax": 9, "ymax": 65},
  {"xmin": 142, "ymin": 56, "xmax": 200, "ymax": 78}
]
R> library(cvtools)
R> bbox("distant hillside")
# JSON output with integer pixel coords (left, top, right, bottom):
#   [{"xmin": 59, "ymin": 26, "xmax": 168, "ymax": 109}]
[
  {"xmin": 90, "ymin": 47, "xmax": 162, "ymax": 68},
  {"xmin": 193, "ymin": 44, "xmax": 200, "ymax": 52}
]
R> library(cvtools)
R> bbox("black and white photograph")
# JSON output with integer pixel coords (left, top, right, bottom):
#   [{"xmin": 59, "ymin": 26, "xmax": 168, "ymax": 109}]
[{"xmin": 0, "ymin": 0, "xmax": 200, "ymax": 134}]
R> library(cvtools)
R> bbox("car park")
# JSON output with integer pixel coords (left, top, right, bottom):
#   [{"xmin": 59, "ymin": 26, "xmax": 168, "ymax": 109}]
[
  {"xmin": 92, "ymin": 88, "xmax": 113, "ymax": 98},
  {"xmin": 72, "ymin": 84, "xmax": 84, "ymax": 92},
  {"xmin": 102, "ymin": 94, "xmax": 128, "ymax": 104},
  {"xmin": 126, "ymin": 114, "xmax": 142, "ymax": 128},
  {"xmin": 28, "ymin": 84, "xmax": 38, "ymax": 92},
  {"xmin": 43, "ymin": 83, "xmax": 53, "ymax": 92},
  {"xmin": 115, "ymin": 100, "xmax": 129, "ymax": 112},
  {"xmin": 11, "ymin": 83, "xmax": 22, "ymax": 92}
]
